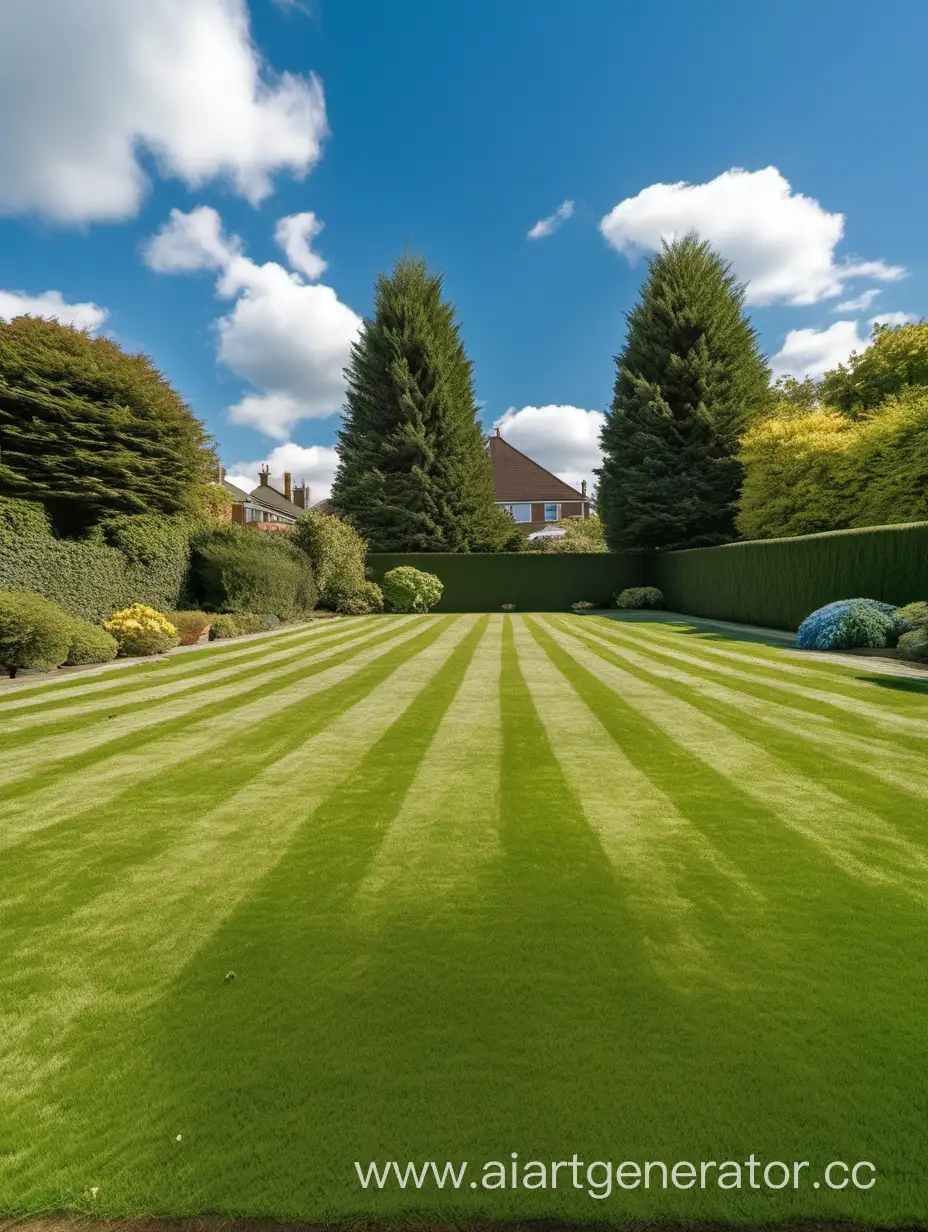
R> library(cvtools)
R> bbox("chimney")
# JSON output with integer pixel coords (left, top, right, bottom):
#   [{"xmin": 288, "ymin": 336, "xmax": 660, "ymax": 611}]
[
  {"xmin": 258, "ymin": 465, "xmax": 269, "ymax": 486},
  {"xmin": 292, "ymin": 482, "xmax": 304, "ymax": 509},
  {"xmin": 495, "ymin": 426, "xmax": 501, "ymax": 437},
  {"xmin": 283, "ymin": 471, "xmax": 292, "ymax": 501},
  {"xmin": 218, "ymin": 464, "xmax": 226, "ymax": 483},
  {"xmin": 581, "ymin": 479, "xmax": 587, "ymax": 496}
]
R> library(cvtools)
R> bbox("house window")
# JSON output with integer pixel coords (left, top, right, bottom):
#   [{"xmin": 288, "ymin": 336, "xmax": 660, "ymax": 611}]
[
  {"xmin": 501, "ymin": 503, "xmax": 532, "ymax": 522},
  {"xmin": 544, "ymin": 503, "xmax": 559, "ymax": 521}
]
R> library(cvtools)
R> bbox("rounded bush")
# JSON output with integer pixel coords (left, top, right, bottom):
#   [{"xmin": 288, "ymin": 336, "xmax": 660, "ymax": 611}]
[
  {"xmin": 333, "ymin": 581, "xmax": 384, "ymax": 616},
  {"xmin": 898, "ymin": 629, "xmax": 928, "ymax": 664},
  {"xmin": 796, "ymin": 599, "xmax": 902, "ymax": 651},
  {"xmin": 897, "ymin": 601, "xmax": 928, "ymax": 632},
  {"xmin": 165, "ymin": 610, "xmax": 212, "ymax": 646},
  {"xmin": 260, "ymin": 612, "xmax": 281, "ymax": 630},
  {"xmin": 382, "ymin": 566, "xmax": 443, "ymax": 613},
  {"xmin": 66, "ymin": 619, "xmax": 118, "ymax": 665},
  {"xmin": 208, "ymin": 612, "xmax": 267, "ymax": 639},
  {"xmin": 615, "ymin": 586, "xmax": 665, "ymax": 610},
  {"xmin": 570, "ymin": 600, "xmax": 596, "ymax": 611},
  {"xmin": 0, "ymin": 589, "xmax": 73, "ymax": 677},
  {"xmin": 103, "ymin": 603, "xmax": 179, "ymax": 657}
]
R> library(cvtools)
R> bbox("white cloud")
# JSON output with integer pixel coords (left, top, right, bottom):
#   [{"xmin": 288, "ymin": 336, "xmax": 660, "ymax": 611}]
[
  {"xmin": 834, "ymin": 288, "xmax": 881, "ymax": 313},
  {"xmin": 274, "ymin": 212, "xmax": 327, "ymax": 280},
  {"xmin": 527, "ymin": 200, "xmax": 575, "ymax": 241},
  {"xmin": 599, "ymin": 167, "xmax": 906, "ymax": 306},
  {"xmin": 770, "ymin": 320, "xmax": 867, "ymax": 380},
  {"xmin": 144, "ymin": 206, "xmax": 361, "ymax": 439},
  {"xmin": 225, "ymin": 443, "xmax": 338, "ymax": 504},
  {"xmin": 0, "ymin": 287, "xmax": 107, "ymax": 332},
  {"xmin": 0, "ymin": 0, "xmax": 329, "ymax": 224},
  {"xmin": 869, "ymin": 311, "xmax": 919, "ymax": 328},
  {"xmin": 493, "ymin": 404, "xmax": 605, "ymax": 493}
]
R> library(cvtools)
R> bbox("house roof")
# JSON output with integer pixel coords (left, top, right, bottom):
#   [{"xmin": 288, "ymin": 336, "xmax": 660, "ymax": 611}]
[
  {"xmin": 488, "ymin": 434, "xmax": 584, "ymax": 502},
  {"xmin": 311, "ymin": 498, "xmax": 334, "ymax": 514},
  {"xmin": 221, "ymin": 478, "xmax": 251, "ymax": 503},
  {"xmin": 247, "ymin": 482, "xmax": 303, "ymax": 520}
]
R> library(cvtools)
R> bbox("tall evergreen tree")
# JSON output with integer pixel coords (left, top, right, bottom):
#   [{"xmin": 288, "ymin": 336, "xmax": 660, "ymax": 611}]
[
  {"xmin": 0, "ymin": 315, "xmax": 214, "ymax": 536},
  {"xmin": 597, "ymin": 235, "xmax": 771, "ymax": 551},
  {"xmin": 331, "ymin": 254, "xmax": 520, "ymax": 552}
]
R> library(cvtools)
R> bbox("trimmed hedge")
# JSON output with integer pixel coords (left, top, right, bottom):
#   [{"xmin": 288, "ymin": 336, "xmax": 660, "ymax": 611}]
[
  {"xmin": 645, "ymin": 521, "xmax": 928, "ymax": 631},
  {"xmin": 0, "ymin": 499, "xmax": 192, "ymax": 620},
  {"xmin": 189, "ymin": 526, "xmax": 317, "ymax": 618},
  {"xmin": 366, "ymin": 552, "xmax": 643, "ymax": 612}
]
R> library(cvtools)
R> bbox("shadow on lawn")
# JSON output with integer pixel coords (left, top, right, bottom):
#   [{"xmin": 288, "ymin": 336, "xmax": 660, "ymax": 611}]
[
  {"xmin": 860, "ymin": 674, "xmax": 928, "ymax": 695},
  {"xmin": 589, "ymin": 611, "xmax": 793, "ymax": 650}
]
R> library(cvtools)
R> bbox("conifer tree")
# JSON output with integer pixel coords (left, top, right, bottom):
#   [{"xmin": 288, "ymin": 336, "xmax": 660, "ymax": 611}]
[
  {"xmin": 331, "ymin": 254, "xmax": 520, "ymax": 552},
  {"xmin": 598, "ymin": 235, "xmax": 771, "ymax": 551}
]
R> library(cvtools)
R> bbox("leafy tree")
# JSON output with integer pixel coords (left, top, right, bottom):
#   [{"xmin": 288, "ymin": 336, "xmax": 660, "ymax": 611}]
[
  {"xmin": 768, "ymin": 375, "xmax": 821, "ymax": 415},
  {"xmin": 597, "ymin": 235, "xmax": 771, "ymax": 552},
  {"xmin": 527, "ymin": 514, "xmax": 608, "ymax": 553},
  {"xmin": 331, "ymin": 254, "xmax": 521, "ymax": 552},
  {"xmin": 821, "ymin": 319, "xmax": 928, "ymax": 416},
  {"xmin": 0, "ymin": 315, "xmax": 215, "ymax": 535}
]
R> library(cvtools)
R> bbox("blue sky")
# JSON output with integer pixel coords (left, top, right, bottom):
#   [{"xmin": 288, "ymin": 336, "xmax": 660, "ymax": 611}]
[{"xmin": 1, "ymin": 0, "xmax": 925, "ymax": 500}]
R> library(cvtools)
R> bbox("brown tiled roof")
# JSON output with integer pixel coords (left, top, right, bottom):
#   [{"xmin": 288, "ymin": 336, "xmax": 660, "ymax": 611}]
[
  {"xmin": 488, "ymin": 434, "xmax": 584, "ymax": 502},
  {"xmin": 311, "ymin": 498, "xmax": 333, "ymax": 514}
]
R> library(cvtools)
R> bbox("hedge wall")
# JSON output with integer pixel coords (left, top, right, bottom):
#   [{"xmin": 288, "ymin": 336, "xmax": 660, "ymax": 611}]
[
  {"xmin": 0, "ymin": 499, "xmax": 191, "ymax": 620},
  {"xmin": 366, "ymin": 552, "xmax": 643, "ymax": 612},
  {"xmin": 645, "ymin": 521, "xmax": 928, "ymax": 631}
]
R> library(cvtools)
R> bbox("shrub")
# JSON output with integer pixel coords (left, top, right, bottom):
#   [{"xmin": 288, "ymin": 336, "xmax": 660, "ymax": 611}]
[
  {"xmin": 291, "ymin": 511, "xmax": 368, "ymax": 607},
  {"xmin": 190, "ymin": 525, "xmax": 317, "ymax": 618},
  {"xmin": 208, "ymin": 613, "xmax": 266, "ymax": 639},
  {"xmin": 570, "ymin": 600, "xmax": 596, "ymax": 611},
  {"xmin": 796, "ymin": 599, "xmax": 902, "ymax": 651},
  {"xmin": 0, "ymin": 496, "xmax": 53, "ymax": 542},
  {"xmin": 0, "ymin": 589, "xmax": 73, "ymax": 677},
  {"xmin": 165, "ymin": 610, "xmax": 212, "ymax": 646},
  {"xmin": 103, "ymin": 604, "xmax": 179, "ymax": 657},
  {"xmin": 898, "ymin": 629, "xmax": 928, "ymax": 663},
  {"xmin": 260, "ymin": 612, "xmax": 281, "ymax": 630},
  {"xmin": 382, "ymin": 566, "xmax": 443, "ymax": 613},
  {"xmin": 615, "ymin": 586, "xmax": 665, "ymax": 610},
  {"xmin": 66, "ymin": 619, "xmax": 118, "ymax": 665},
  {"xmin": 333, "ymin": 581, "xmax": 384, "ymax": 616},
  {"xmin": 501, "ymin": 603, "xmax": 516, "ymax": 611},
  {"xmin": 897, "ymin": 601, "xmax": 928, "ymax": 632}
]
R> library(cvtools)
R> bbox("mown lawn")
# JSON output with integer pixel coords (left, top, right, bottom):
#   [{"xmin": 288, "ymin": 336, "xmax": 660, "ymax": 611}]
[{"xmin": 1, "ymin": 612, "xmax": 926, "ymax": 1226}]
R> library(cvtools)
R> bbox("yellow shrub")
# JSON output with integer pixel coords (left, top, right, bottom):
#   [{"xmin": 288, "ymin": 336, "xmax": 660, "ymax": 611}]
[{"xmin": 103, "ymin": 603, "xmax": 179, "ymax": 657}]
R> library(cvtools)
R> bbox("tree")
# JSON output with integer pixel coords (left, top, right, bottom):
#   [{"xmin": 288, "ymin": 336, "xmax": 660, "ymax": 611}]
[
  {"xmin": 331, "ymin": 254, "xmax": 521, "ymax": 552},
  {"xmin": 525, "ymin": 513, "xmax": 608, "ymax": 553},
  {"xmin": 820, "ymin": 319, "xmax": 928, "ymax": 416},
  {"xmin": 597, "ymin": 235, "xmax": 771, "ymax": 552},
  {"xmin": 0, "ymin": 315, "xmax": 215, "ymax": 535}
]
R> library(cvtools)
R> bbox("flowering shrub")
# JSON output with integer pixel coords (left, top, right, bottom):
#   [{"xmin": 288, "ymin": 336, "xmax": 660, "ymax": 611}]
[
  {"xmin": 0, "ymin": 589, "xmax": 73, "ymax": 677},
  {"xmin": 615, "ymin": 586, "xmax": 664, "ymax": 610},
  {"xmin": 796, "ymin": 599, "xmax": 902, "ymax": 651},
  {"xmin": 382, "ymin": 567, "xmax": 443, "ymax": 613},
  {"xmin": 570, "ymin": 600, "xmax": 596, "ymax": 611},
  {"xmin": 103, "ymin": 604, "xmax": 179, "ymax": 656},
  {"xmin": 897, "ymin": 601, "xmax": 928, "ymax": 632},
  {"xmin": 898, "ymin": 629, "xmax": 928, "ymax": 663},
  {"xmin": 66, "ymin": 619, "xmax": 118, "ymax": 665}
]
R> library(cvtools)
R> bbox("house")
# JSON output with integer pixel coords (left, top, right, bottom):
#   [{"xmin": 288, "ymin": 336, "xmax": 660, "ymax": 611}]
[
  {"xmin": 218, "ymin": 465, "xmax": 308, "ymax": 531},
  {"xmin": 488, "ymin": 428, "xmax": 590, "ymax": 534}
]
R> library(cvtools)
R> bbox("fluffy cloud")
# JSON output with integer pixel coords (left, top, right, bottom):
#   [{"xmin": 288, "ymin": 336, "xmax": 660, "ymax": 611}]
[
  {"xmin": 274, "ymin": 212, "xmax": 327, "ymax": 280},
  {"xmin": 600, "ymin": 167, "xmax": 905, "ymax": 306},
  {"xmin": 225, "ymin": 442, "xmax": 338, "ymax": 504},
  {"xmin": 770, "ymin": 321, "xmax": 866, "ymax": 380},
  {"xmin": 0, "ymin": 287, "xmax": 107, "ymax": 331},
  {"xmin": 834, "ymin": 288, "xmax": 881, "ymax": 313},
  {"xmin": 0, "ymin": 0, "xmax": 328, "ymax": 223},
  {"xmin": 492, "ymin": 404, "xmax": 605, "ymax": 492},
  {"xmin": 144, "ymin": 206, "xmax": 361, "ymax": 438},
  {"xmin": 870, "ymin": 311, "xmax": 918, "ymax": 328},
  {"xmin": 527, "ymin": 200, "xmax": 575, "ymax": 241}
]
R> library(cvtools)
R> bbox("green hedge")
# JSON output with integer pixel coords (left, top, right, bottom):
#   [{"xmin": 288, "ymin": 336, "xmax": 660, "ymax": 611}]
[
  {"xmin": 366, "ymin": 552, "xmax": 643, "ymax": 612},
  {"xmin": 645, "ymin": 521, "xmax": 928, "ymax": 631}
]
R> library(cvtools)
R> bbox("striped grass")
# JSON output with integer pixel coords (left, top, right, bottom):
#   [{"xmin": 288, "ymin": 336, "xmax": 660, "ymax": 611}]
[{"xmin": 0, "ymin": 614, "xmax": 926, "ymax": 1226}]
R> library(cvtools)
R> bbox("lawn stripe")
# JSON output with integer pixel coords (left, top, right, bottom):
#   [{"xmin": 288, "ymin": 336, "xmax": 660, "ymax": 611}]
[
  {"xmin": 580, "ymin": 617, "xmax": 928, "ymax": 737},
  {"xmin": 0, "ymin": 617, "xmax": 343, "ymax": 705},
  {"xmin": 353, "ymin": 616, "xmax": 503, "ymax": 919},
  {"xmin": 538, "ymin": 617, "xmax": 928, "ymax": 902},
  {"xmin": 0, "ymin": 617, "xmax": 481, "ymax": 1113},
  {"xmin": 559, "ymin": 618, "xmax": 928, "ymax": 790},
  {"xmin": 0, "ymin": 616, "xmax": 427, "ymax": 794},
  {"xmin": 0, "ymin": 617, "xmax": 396, "ymax": 731},
  {"xmin": 511, "ymin": 617, "xmax": 762, "ymax": 989}
]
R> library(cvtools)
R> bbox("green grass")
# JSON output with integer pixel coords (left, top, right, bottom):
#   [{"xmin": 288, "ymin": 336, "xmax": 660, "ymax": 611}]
[{"xmin": 1, "ymin": 613, "xmax": 927, "ymax": 1225}]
